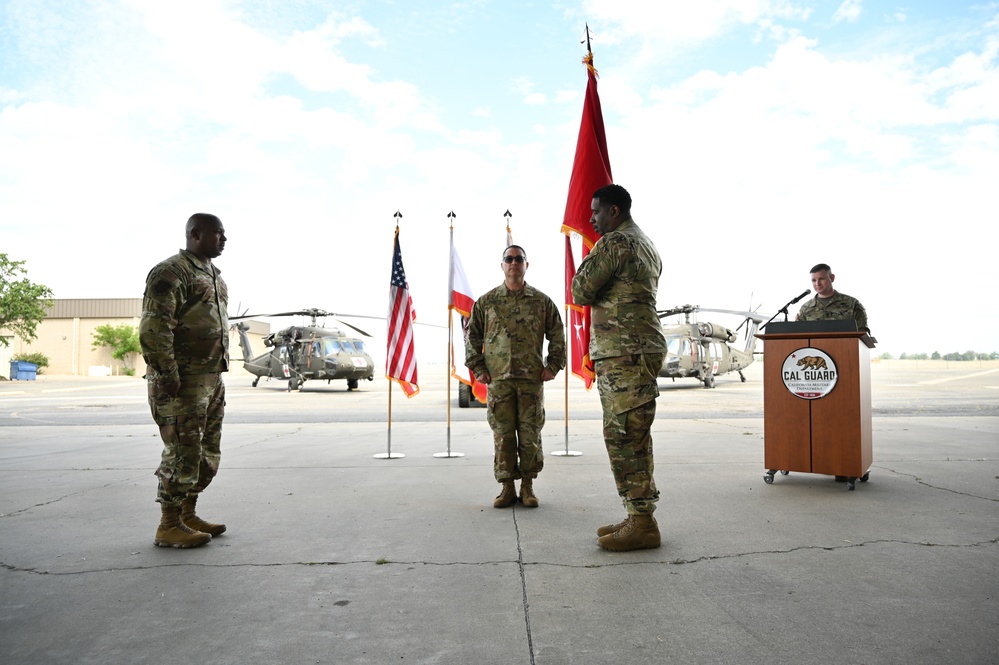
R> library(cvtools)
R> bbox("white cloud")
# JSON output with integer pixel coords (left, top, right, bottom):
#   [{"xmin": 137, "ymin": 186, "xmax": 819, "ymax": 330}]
[{"xmin": 832, "ymin": 0, "xmax": 863, "ymax": 24}]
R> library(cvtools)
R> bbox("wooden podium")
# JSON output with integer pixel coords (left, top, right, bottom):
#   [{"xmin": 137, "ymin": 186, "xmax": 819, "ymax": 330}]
[{"xmin": 756, "ymin": 322, "xmax": 875, "ymax": 490}]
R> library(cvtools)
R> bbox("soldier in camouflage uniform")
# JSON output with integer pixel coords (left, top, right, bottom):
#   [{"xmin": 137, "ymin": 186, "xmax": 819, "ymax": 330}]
[
  {"xmin": 466, "ymin": 245, "xmax": 566, "ymax": 509},
  {"xmin": 572, "ymin": 184, "xmax": 667, "ymax": 552},
  {"xmin": 140, "ymin": 213, "xmax": 229, "ymax": 549},
  {"xmin": 796, "ymin": 263, "xmax": 870, "ymax": 333}
]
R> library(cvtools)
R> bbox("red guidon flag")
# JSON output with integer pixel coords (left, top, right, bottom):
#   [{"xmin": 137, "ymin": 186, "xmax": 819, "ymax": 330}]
[
  {"xmin": 561, "ymin": 51, "xmax": 611, "ymax": 389},
  {"xmin": 561, "ymin": 52, "xmax": 612, "ymax": 248}
]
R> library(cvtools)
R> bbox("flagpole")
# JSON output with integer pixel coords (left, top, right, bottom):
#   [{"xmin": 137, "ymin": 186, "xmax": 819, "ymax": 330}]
[
  {"xmin": 437, "ymin": 212, "xmax": 464, "ymax": 458},
  {"xmin": 554, "ymin": 234, "xmax": 581, "ymax": 457},
  {"xmin": 376, "ymin": 213, "xmax": 406, "ymax": 459}
]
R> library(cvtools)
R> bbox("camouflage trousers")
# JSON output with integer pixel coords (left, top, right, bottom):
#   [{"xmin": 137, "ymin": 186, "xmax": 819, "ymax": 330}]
[
  {"xmin": 147, "ymin": 373, "xmax": 225, "ymax": 507},
  {"xmin": 486, "ymin": 379, "xmax": 545, "ymax": 483},
  {"xmin": 595, "ymin": 353, "xmax": 665, "ymax": 515}
]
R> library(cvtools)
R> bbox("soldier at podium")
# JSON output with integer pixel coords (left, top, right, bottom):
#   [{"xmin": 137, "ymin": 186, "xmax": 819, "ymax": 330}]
[{"xmin": 796, "ymin": 263, "xmax": 870, "ymax": 334}]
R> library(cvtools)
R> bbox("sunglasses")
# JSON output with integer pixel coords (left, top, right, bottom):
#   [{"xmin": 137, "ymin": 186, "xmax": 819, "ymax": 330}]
[{"xmin": 503, "ymin": 255, "xmax": 525, "ymax": 264}]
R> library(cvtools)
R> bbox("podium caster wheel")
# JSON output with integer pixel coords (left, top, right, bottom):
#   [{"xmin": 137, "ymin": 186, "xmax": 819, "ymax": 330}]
[
  {"xmin": 780, "ymin": 470, "xmax": 789, "ymax": 476},
  {"xmin": 847, "ymin": 479, "xmax": 856, "ymax": 491},
  {"xmin": 861, "ymin": 472, "xmax": 870, "ymax": 482},
  {"xmin": 764, "ymin": 474, "xmax": 774, "ymax": 484}
]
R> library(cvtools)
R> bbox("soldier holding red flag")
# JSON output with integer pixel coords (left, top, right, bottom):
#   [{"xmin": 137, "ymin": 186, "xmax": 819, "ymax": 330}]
[{"xmin": 572, "ymin": 185, "xmax": 667, "ymax": 552}]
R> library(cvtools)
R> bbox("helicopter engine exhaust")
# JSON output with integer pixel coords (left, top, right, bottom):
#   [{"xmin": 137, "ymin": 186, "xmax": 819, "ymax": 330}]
[{"xmin": 697, "ymin": 323, "xmax": 737, "ymax": 343}]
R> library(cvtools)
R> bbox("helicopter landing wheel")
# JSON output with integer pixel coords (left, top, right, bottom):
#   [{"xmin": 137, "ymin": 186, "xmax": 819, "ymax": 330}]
[
  {"xmin": 252, "ymin": 377, "xmax": 259, "ymax": 387},
  {"xmin": 347, "ymin": 378, "xmax": 359, "ymax": 391},
  {"xmin": 704, "ymin": 374, "xmax": 715, "ymax": 389},
  {"xmin": 739, "ymin": 371, "xmax": 746, "ymax": 383},
  {"xmin": 288, "ymin": 378, "xmax": 301, "ymax": 392}
]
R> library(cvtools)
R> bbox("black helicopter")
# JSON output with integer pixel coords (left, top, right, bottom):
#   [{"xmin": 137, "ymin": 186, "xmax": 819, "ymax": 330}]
[{"xmin": 231, "ymin": 308, "xmax": 375, "ymax": 392}]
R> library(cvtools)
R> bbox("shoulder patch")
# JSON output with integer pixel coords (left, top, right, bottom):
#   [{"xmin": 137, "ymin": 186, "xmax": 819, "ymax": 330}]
[{"xmin": 151, "ymin": 279, "xmax": 175, "ymax": 296}]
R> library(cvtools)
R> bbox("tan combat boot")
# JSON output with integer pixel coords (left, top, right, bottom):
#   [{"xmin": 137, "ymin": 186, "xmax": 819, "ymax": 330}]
[
  {"xmin": 519, "ymin": 478, "xmax": 539, "ymax": 508},
  {"xmin": 596, "ymin": 515, "xmax": 631, "ymax": 537},
  {"xmin": 596, "ymin": 514, "xmax": 661, "ymax": 552},
  {"xmin": 154, "ymin": 504, "xmax": 212, "ymax": 549},
  {"xmin": 180, "ymin": 495, "xmax": 227, "ymax": 537},
  {"xmin": 494, "ymin": 480, "xmax": 517, "ymax": 508}
]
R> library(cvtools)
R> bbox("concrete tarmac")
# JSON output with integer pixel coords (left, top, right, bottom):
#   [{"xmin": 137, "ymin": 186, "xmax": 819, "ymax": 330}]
[{"xmin": 1, "ymin": 361, "xmax": 997, "ymax": 664}]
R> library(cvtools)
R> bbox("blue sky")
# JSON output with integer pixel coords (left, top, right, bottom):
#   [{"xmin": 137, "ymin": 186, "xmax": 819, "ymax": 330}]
[{"xmin": 1, "ymin": 0, "xmax": 997, "ymax": 361}]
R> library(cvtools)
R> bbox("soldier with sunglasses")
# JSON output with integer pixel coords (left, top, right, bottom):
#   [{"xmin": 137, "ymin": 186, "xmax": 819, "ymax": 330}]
[{"xmin": 466, "ymin": 245, "xmax": 566, "ymax": 509}]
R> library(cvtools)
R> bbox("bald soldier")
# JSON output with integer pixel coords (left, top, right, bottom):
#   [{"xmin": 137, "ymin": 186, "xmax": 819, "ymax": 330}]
[
  {"xmin": 466, "ymin": 245, "xmax": 566, "ymax": 508},
  {"xmin": 140, "ymin": 213, "xmax": 230, "ymax": 549},
  {"xmin": 796, "ymin": 263, "xmax": 870, "ymax": 334},
  {"xmin": 572, "ymin": 184, "xmax": 667, "ymax": 552}
]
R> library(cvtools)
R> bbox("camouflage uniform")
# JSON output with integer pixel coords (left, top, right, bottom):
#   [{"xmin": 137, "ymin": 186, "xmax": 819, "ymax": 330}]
[
  {"xmin": 466, "ymin": 283, "xmax": 566, "ymax": 482},
  {"xmin": 140, "ymin": 249, "xmax": 229, "ymax": 507},
  {"xmin": 572, "ymin": 219, "xmax": 667, "ymax": 515},
  {"xmin": 796, "ymin": 291, "xmax": 869, "ymax": 333}
]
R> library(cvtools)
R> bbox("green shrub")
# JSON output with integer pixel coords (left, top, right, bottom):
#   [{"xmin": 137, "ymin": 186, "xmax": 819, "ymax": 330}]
[{"xmin": 12, "ymin": 352, "xmax": 49, "ymax": 373}]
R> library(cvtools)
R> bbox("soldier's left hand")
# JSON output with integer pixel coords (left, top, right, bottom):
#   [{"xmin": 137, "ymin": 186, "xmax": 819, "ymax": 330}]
[{"xmin": 540, "ymin": 368, "xmax": 555, "ymax": 382}]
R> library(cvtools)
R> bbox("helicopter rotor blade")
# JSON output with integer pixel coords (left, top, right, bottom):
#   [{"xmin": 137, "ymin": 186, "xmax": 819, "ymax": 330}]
[
  {"xmin": 227, "ymin": 309, "xmax": 448, "ymax": 332},
  {"xmin": 229, "ymin": 311, "xmax": 302, "ymax": 321},
  {"xmin": 331, "ymin": 319, "xmax": 373, "ymax": 337},
  {"xmin": 657, "ymin": 304, "xmax": 699, "ymax": 319},
  {"xmin": 696, "ymin": 308, "xmax": 769, "ymax": 322}
]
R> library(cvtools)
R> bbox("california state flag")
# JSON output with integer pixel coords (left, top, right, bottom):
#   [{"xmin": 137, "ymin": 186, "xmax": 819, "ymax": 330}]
[{"xmin": 449, "ymin": 228, "xmax": 488, "ymax": 402}]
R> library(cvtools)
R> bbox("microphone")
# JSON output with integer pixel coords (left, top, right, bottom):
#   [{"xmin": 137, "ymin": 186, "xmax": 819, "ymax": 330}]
[{"xmin": 789, "ymin": 289, "xmax": 810, "ymax": 305}]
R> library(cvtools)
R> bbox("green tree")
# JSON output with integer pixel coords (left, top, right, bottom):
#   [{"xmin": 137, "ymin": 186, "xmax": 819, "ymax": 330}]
[
  {"xmin": 91, "ymin": 323, "xmax": 141, "ymax": 375},
  {"xmin": 0, "ymin": 254, "xmax": 54, "ymax": 347},
  {"xmin": 931, "ymin": 351, "xmax": 941, "ymax": 360}
]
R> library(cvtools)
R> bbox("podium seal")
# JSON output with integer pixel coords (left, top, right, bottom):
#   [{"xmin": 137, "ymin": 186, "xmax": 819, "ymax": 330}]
[{"xmin": 781, "ymin": 347, "xmax": 837, "ymax": 399}]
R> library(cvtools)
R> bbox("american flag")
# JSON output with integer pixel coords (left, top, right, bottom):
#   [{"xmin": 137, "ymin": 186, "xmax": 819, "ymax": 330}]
[{"xmin": 387, "ymin": 228, "xmax": 419, "ymax": 397}]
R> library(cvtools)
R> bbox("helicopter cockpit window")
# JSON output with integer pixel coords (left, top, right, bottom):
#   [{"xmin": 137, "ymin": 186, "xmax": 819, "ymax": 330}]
[
  {"xmin": 353, "ymin": 340, "xmax": 366, "ymax": 353},
  {"xmin": 666, "ymin": 338, "xmax": 681, "ymax": 355},
  {"xmin": 680, "ymin": 339, "xmax": 692, "ymax": 357},
  {"xmin": 323, "ymin": 339, "xmax": 342, "ymax": 355},
  {"xmin": 340, "ymin": 340, "xmax": 357, "ymax": 353}
]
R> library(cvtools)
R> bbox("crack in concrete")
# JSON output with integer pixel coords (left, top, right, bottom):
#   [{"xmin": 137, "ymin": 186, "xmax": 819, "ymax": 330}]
[
  {"xmin": 511, "ymin": 506, "xmax": 537, "ymax": 665},
  {"xmin": 875, "ymin": 464, "xmax": 999, "ymax": 501},
  {"xmin": 0, "ymin": 474, "xmax": 147, "ymax": 518},
  {"xmin": 3, "ymin": 537, "xmax": 994, "ymax": 577}
]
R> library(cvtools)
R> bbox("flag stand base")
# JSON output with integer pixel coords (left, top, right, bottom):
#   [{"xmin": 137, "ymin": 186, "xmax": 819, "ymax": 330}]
[
  {"xmin": 552, "ymin": 450, "xmax": 582, "ymax": 457},
  {"xmin": 433, "ymin": 451, "xmax": 465, "ymax": 458},
  {"xmin": 373, "ymin": 453, "xmax": 405, "ymax": 459}
]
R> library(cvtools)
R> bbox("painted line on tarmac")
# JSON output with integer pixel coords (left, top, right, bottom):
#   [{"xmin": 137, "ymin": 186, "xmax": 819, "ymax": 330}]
[{"xmin": 918, "ymin": 367, "xmax": 999, "ymax": 385}]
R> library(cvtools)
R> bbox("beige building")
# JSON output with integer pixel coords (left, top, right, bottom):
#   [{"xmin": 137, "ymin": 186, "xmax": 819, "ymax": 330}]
[{"xmin": 2, "ymin": 298, "xmax": 268, "ymax": 378}]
